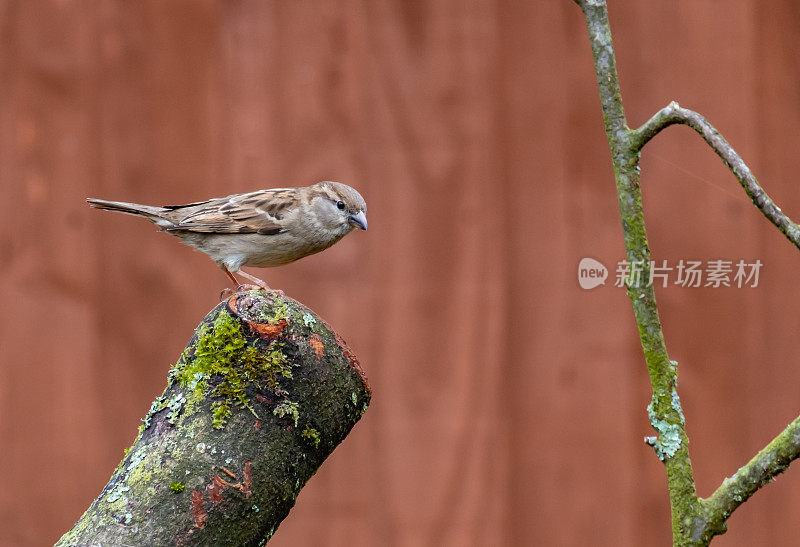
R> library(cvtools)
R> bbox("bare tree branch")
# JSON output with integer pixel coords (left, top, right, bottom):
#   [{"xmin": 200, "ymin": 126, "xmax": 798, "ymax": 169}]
[
  {"xmin": 575, "ymin": 0, "xmax": 800, "ymax": 545},
  {"xmin": 630, "ymin": 101, "xmax": 800, "ymax": 249},
  {"xmin": 699, "ymin": 416, "xmax": 800, "ymax": 539}
]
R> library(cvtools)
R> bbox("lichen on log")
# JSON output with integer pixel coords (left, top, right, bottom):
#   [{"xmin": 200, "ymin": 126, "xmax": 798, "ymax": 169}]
[{"xmin": 57, "ymin": 290, "xmax": 370, "ymax": 546}]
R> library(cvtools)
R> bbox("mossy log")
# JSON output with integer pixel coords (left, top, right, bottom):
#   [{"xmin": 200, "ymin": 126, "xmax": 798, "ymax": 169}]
[{"xmin": 57, "ymin": 290, "xmax": 370, "ymax": 546}]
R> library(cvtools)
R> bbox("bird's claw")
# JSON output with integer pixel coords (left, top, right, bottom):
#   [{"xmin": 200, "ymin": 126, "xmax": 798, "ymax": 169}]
[{"xmin": 219, "ymin": 287, "xmax": 235, "ymax": 301}]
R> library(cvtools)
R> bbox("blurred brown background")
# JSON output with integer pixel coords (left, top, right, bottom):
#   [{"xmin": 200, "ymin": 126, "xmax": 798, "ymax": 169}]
[{"xmin": 2, "ymin": 1, "xmax": 800, "ymax": 545}]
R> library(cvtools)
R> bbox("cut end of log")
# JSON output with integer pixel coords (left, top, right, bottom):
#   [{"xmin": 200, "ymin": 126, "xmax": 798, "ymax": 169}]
[{"xmin": 228, "ymin": 290, "xmax": 371, "ymax": 395}]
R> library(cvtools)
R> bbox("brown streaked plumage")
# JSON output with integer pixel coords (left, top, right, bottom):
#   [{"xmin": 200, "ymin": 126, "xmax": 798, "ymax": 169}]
[{"xmin": 87, "ymin": 181, "xmax": 367, "ymax": 290}]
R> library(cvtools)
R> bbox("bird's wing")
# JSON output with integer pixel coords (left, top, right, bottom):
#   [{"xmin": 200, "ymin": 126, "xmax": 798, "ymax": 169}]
[{"xmin": 166, "ymin": 188, "xmax": 300, "ymax": 234}]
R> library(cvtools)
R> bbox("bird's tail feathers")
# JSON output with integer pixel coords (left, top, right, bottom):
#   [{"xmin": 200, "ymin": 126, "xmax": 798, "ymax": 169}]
[{"xmin": 86, "ymin": 198, "xmax": 175, "ymax": 228}]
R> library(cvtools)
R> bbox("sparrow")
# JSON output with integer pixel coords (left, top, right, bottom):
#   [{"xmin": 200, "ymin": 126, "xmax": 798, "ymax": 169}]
[{"xmin": 87, "ymin": 181, "xmax": 367, "ymax": 290}]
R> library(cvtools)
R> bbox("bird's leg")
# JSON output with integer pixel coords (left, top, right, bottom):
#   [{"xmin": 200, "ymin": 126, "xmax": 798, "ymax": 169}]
[
  {"xmin": 219, "ymin": 265, "xmax": 281, "ymax": 296},
  {"xmin": 235, "ymin": 269, "xmax": 269, "ymax": 289},
  {"xmin": 220, "ymin": 267, "xmax": 258, "ymax": 293},
  {"xmin": 235, "ymin": 269, "xmax": 284, "ymax": 296},
  {"xmin": 222, "ymin": 266, "xmax": 240, "ymax": 287},
  {"xmin": 218, "ymin": 267, "xmax": 242, "ymax": 300}
]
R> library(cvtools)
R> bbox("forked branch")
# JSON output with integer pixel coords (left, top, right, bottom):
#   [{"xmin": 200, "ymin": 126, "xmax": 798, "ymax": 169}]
[{"xmin": 574, "ymin": 0, "xmax": 800, "ymax": 544}]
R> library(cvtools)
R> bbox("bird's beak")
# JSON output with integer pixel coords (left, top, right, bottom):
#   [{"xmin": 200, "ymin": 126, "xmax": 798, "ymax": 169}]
[{"xmin": 348, "ymin": 211, "xmax": 368, "ymax": 231}]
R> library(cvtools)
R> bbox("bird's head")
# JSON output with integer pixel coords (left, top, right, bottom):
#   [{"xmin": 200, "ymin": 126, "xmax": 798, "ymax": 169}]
[{"xmin": 308, "ymin": 181, "xmax": 368, "ymax": 235}]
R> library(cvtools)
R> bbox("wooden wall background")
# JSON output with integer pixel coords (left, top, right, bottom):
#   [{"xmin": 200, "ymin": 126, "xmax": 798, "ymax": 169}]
[{"xmin": 1, "ymin": 1, "xmax": 800, "ymax": 545}]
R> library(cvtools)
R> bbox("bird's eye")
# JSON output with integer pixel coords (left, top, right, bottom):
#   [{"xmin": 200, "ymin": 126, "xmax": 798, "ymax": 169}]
[{"xmin": 336, "ymin": 200, "xmax": 345, "ymax": 210}]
